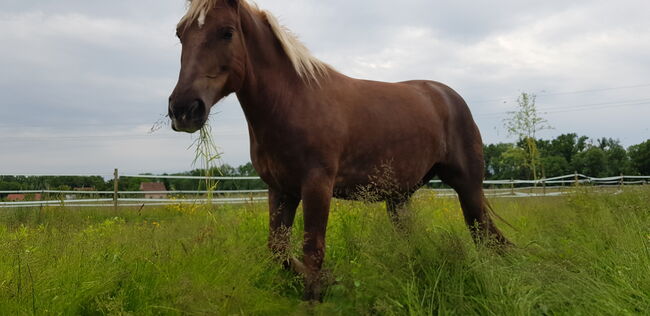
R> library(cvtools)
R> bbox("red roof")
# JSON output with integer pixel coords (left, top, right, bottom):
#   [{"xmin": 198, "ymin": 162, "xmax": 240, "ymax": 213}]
[
  {"xmin": 140, "ymin": 182, "xmax": 167, "ymax": 191},
  {"xmin": 7, "ymin": 194, "xmax": 25, "ymax": 201},
  {"xmin": 6, "ymin": 194, "xmax": 41, "ymax": 201}
]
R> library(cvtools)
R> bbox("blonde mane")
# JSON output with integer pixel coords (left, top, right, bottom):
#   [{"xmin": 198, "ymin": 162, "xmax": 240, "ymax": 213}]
[{"xmin": 179, "ymin": 0, "xmax": 329, "ymax": 83}]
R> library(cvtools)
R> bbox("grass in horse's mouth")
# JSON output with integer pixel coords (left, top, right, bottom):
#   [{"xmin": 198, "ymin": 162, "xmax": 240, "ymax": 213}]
[{"xmin": 190, "ymin": 122, "xmax": 221, "ymax": 203}]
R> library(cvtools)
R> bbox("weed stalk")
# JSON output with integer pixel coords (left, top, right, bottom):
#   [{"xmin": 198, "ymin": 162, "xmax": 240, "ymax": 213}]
[{"xmin": 191, "ymin": 123, "xmax": 221, "ymax": 210}]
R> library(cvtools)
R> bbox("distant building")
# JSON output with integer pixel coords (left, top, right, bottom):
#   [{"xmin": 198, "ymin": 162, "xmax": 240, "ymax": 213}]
[
  {"xmin": 140, "ymin": 182, "xmax": 168, "ymax": 199},
  {"xmin": 7, "ymin": 194, "xmax": 25, "ymax": 201},
  {"xmin": 6, "ymin": 193, "xmax": 42, "ymax": 201}
]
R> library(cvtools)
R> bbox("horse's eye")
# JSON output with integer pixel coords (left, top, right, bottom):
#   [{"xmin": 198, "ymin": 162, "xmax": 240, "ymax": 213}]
[{"xmin": 223, "ymin": 30, "xmax": 234, "ymax": 40}]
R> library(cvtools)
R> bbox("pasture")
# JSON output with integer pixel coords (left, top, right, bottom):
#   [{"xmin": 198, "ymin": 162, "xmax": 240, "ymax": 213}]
[{"xmin": 1, "ymin": 187, "xmax": 649, "ymax": 315}]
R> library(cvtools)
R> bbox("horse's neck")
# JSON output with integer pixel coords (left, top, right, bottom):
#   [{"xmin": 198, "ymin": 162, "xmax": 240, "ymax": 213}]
[{"xmin": 235, "ymin": 8, "xmax": 311, "ymax": 136}]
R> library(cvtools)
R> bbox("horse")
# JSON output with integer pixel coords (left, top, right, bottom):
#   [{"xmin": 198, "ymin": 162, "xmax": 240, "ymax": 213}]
[{"xmin": 168, "ymin": 0, "xmax": 510, "ymax": 301}]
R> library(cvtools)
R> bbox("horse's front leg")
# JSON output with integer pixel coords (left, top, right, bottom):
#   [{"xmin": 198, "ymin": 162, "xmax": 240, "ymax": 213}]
[
  {"xmin": 268, "ymin": 188, "xmax": 300, "ymax": 269},
  {"xmin": 298, "ymin": 172, "xmax": 334, "ymax": 301}
]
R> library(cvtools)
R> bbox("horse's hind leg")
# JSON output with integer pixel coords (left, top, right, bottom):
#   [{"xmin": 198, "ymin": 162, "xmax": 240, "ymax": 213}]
[
  {"xmin": 387, "ymin": 169, "xmax": 434, "ymax": 228},
  {"xmin": 268, "ymin": 188, "xmax": 300, "ymax": 269},
  {"xmin": 436, "ymin": 163, "xmax": 510, "ymax": 246},
  {"xmin": 386, "ymin": 196, "xmax": 410, "ymax": 227},
  {"xmin": 386, "ymin": 187, "xmax": 418, "ymax": 227}
]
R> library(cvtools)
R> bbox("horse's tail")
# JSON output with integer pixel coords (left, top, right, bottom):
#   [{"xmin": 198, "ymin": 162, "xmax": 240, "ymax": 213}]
[{"xmin": 483, "ymin": 194, "xmax": 516, "ymax": 231}]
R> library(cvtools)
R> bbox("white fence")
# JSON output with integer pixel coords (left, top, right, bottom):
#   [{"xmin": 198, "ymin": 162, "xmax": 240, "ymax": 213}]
[{"xmin": 1, "ymin": 172, "xmax": 648, "ymax": 208}]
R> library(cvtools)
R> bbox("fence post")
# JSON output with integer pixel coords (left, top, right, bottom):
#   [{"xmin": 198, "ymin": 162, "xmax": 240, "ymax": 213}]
[
  {"xmin": 619, "ymin": 173, "xmax": 624, "ymax": 188},
  {"xmin": 510, "ymin": 178, "xmax": 514, "ymax": 195},
  {"xmin": 542, "ymin": 170, "xmax": 546, "ymax": 196},
  {"xmin": 113, "ymin": 168, "xmax": 119, "ymax": 211},
  {"xmin": 574, "ymin": 171, "xmax": 579, "ymax": 187}
]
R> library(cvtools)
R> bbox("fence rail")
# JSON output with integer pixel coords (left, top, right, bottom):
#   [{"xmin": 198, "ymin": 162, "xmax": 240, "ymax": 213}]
[{"xmin": 1, "ymin": 171, "xmax": 648, "ymax": 208}]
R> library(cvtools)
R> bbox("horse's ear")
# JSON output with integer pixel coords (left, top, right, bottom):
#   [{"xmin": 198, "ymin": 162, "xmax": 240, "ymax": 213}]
[{"xmin": 226, "ymin": 0, "xmax": 239, "ymax": 8}]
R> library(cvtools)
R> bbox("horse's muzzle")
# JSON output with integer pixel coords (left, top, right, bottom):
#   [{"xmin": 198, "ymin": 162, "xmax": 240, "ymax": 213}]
[{"xmin": 168, "ymin": 98, "xmax": 207, "ymax": 133}]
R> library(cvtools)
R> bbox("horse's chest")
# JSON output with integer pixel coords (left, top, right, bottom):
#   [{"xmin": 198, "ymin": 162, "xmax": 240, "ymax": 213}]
[{"xmin": 250, "ymin": 140, "xmax": 304, "ymax": 192}]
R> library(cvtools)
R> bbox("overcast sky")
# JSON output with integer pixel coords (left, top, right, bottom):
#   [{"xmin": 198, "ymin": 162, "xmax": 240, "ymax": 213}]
[{"xmin": 1, "ymin": 0, "xmax": 649, "ymax": 176}]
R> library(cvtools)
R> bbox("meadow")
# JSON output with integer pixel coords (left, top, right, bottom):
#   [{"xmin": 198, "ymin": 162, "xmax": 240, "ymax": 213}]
[{"xmin": 1, "ymin": 187, "xmax": 649, "ymax": 315}]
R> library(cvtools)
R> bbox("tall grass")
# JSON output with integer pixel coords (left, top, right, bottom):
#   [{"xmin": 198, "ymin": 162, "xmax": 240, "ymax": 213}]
[
  {"xmin": 0, "ymin": 188, "xmax": 648, "ymax": 314},
  {"xmin": 190, "ymin": 123, "xmax": 221, "ymax": 204}
]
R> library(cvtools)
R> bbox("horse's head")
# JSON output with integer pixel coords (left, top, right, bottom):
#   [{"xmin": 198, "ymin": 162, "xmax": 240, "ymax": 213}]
[{"xmin": 169, "ymin": 0, "xmax": 246, "ymax": 133}]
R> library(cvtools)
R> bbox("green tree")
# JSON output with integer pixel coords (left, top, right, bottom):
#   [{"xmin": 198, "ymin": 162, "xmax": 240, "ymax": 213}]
[
  {"xmin": 597, "ymin": 138, "xmax": 632, "ymax": 175},
  {"xmin": 499, "ymin": 146, "xmax": 529, "ymax": 180},
  {"xmin": 237, "ymin": 162, "xmax": 258, "ymax": 176},
  {"xmin": 546, "ymin": 133, "xmax": 588, "ymax": 164},
  {"xmin": 503, "ymin": 92, "xmax": 552, "ymax": 180},
  {"xmin": 483, "ymin": 143, "xmax": 528, "ymax": 179},
  {"xmin": 572, "ymin": 146, "xmax": 608, "ymax": 177},
  {"xmin": 483, "ymin": 143, "xmax": 512, "ymax": 179},
  {"xmin": 540, "ymin": 155, "xmax": 570, "ymax": 177},
  {"xmin": 628, "ymin": 140, "xmax": 650, "ymax": 175},
  {"xmin": 0, "ymin": 178, "xmax": 22, "ymax": 199}
]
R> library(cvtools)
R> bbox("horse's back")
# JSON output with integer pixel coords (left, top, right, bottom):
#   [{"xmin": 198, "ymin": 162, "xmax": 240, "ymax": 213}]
[
  {"xmin": 400, "ymin": 79, "xmax": 482, "ymax": 142},
  {"xmin": 399, "ymin": 80, "xmax": 473, "ymax": 120}
]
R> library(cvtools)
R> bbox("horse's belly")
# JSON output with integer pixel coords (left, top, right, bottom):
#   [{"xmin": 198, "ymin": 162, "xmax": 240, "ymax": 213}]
[
  {"xmin": 334, "ymin": 110, "xmax": 444, "ymax": 200},
  {"xmin": 333, "ymin": 152, "xmax": 434, "ymax": 201},
  {"xmin": 332, "ymin": 175, "xmax": 423, "ymax": 201}
]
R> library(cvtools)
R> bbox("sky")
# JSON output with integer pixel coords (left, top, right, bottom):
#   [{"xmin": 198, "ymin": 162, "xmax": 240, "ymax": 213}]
[{"xmin": 1, "ymin": 0, "xmax": 649, "ymax": 176}]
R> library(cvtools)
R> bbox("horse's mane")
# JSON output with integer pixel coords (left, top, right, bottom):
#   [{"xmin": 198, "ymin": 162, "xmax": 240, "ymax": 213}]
[{"xmin": 179, "ymin": 0, "xmax": 329, "ymax": 83}]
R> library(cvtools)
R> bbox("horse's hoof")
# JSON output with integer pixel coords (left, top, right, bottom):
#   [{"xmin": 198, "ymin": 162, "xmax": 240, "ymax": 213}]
[
  {"xmin": 302, "ymin": 280, "xmax": 324, "ymax": 302},
  {"xmin": 290, "ymin": 258, "xmax": 335, "ymax": 301},
  {"xmin": 320, "ymin": 268, "xmax": 337, "ymax": 287},
  {"xmin": 485, "ymin": 236, "xmax": 515, "ymax": 255}
]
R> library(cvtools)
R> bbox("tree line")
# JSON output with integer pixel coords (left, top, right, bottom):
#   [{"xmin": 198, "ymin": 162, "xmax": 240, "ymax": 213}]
[
  {"xmin": 492, "ymin": 92, "xmax": 649, "ymax": 180},
  {"xmin": 0, "ymin": 162, "xmax": 267, "ymax": 195},
  {"xmin": 484, "ymin": 135, "xmax": 650, "ymax": 180}
]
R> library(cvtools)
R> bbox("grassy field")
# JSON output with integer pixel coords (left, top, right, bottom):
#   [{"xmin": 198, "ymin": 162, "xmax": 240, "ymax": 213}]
[{"xmin": 1, "ymin": 187, "xmax": 649, "ymax": 315}]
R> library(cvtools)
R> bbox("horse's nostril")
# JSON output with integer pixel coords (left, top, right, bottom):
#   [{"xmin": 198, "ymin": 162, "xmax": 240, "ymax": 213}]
[
  {"xmin": 169, "ymin": 99, "xmax": 205, "ymax": 126},
  {"xmin": 189, "ymin": 100, "xmax": 199, "ymax": 111},
  {"xmin": 189, "ymin": 99, "xmax": 206, "ymax": 119}
]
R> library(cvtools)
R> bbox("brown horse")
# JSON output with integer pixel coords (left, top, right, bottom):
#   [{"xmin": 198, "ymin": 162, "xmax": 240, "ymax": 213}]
[{"xmin": 168, "ymin": 0, "xmax": 510, "ymax": 300}]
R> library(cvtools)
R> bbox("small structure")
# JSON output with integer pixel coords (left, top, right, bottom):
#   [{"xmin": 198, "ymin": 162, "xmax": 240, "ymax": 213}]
[
  {"xmin": 140, "ymin": 182, "xmax": 168, "ymax": 199},
  {"xmin": 7, "ymin": 194, "xmax": 25, "ymax": 201},
  {"xmin": 6, "ymin": 193, "xmax": 42, "ymax": 201}
]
